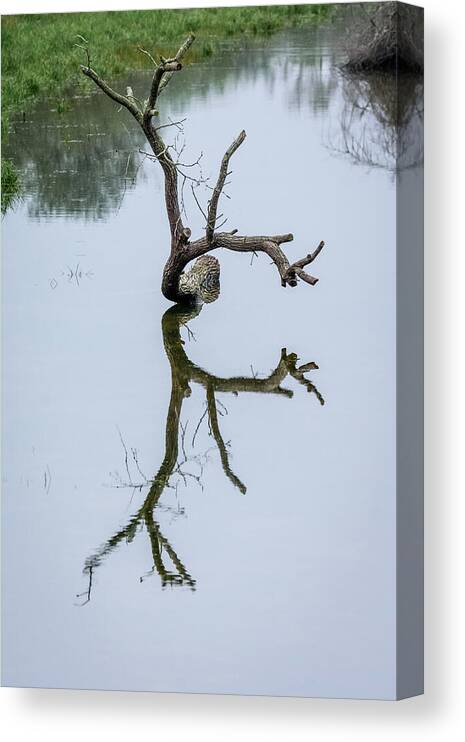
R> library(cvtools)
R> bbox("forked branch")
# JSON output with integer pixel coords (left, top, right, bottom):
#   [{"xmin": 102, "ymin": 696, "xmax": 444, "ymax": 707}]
[
  {"xmin": 158, "ymin": 33, "xmax": 196, "ymax": 96},
  {"xmin": 145, "ymin": 59, "xmax": 182, "ymax": 120},
  {"xmin": 78, "ymin": 33, "xmax": 325, "ymax": 303}
]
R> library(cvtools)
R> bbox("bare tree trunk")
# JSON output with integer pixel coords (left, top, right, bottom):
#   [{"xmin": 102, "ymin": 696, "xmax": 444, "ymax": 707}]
[{"xmin": 79, "ymin": 34, "xmax": 325, "ymax": 304}]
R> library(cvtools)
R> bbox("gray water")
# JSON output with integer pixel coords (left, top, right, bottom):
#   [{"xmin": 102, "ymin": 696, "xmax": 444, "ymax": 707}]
[{"xmin": 2, "ymin": 27, "xmax": 422, "ymax": 698}]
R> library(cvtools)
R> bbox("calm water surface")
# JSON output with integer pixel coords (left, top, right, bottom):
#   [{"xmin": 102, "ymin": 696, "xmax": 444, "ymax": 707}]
[{"xmin": 2, "ymin": 28, "xmax": 421, "ymax": 698}]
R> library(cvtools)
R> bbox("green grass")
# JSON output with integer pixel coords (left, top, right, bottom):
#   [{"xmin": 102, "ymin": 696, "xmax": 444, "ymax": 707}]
[
  {"xmin": 1, "ymin": 5, "xmax": 332, "ymax": 209},
  {"xmin": 1, "ymin": 157, "xmax": 19, "ymax": 213}
]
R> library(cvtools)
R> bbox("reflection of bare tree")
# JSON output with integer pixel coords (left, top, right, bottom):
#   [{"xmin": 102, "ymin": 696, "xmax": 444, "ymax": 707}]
[
  {"xmin": 80, "ymin": 303, "xmax": 324, "ymax": 597},
  {"xmin": 329, "ymin": 69, "xmax": 423, "ymax": 172}
]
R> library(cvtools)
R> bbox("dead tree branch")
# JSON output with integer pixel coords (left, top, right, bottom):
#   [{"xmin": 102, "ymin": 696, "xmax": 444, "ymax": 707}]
[
  {"xmin": 206, "ymin": 130, "xmax": 246, "ymax": 244},
  {"xmin": 158, "ymin": 33, "xmax": 196, "ymax": 96},
  {"xmin": 80, "ymin": 65, "xmax": 142, "ymax": 121},
  {"xmin": 79, "ymin": 33, "xmax": 325, "ymax": 304}
]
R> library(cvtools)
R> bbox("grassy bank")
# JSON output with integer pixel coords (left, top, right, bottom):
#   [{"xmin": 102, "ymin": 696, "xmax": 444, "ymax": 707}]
[
  {"xmin": 2, "ymin": 5, "xmax": 332, "ymax": 125},
  {"xmin": 1, "ymin": 5, "xmax": 332, "ymax": 209}
]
